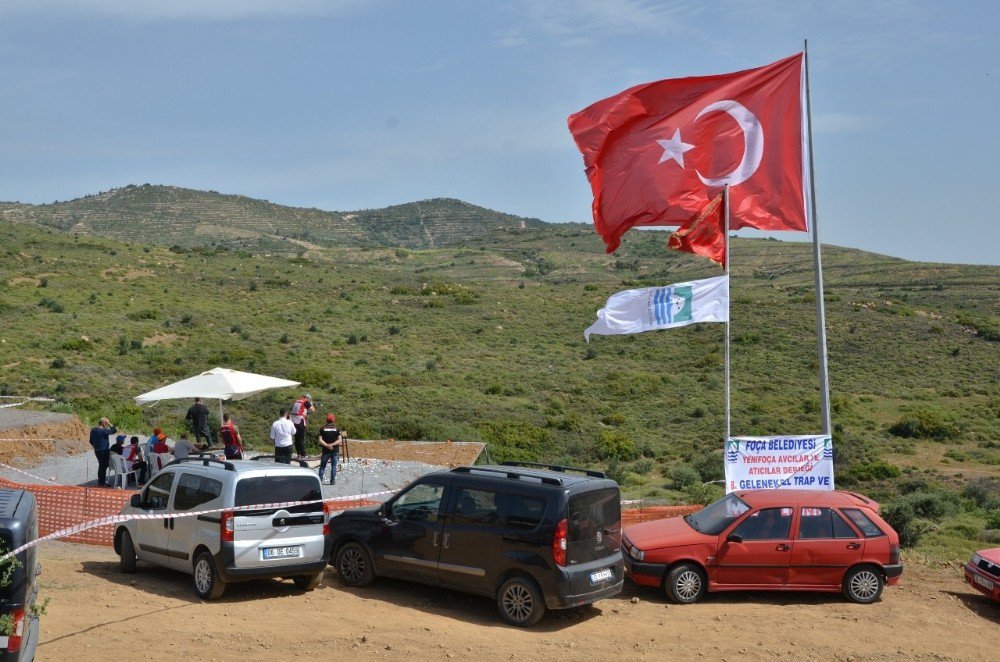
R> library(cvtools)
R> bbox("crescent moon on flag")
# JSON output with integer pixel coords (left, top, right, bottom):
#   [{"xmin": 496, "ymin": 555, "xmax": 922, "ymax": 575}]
[{"xmin": 694, "ymin": 100, "xmax": 764, "ymax": 187}]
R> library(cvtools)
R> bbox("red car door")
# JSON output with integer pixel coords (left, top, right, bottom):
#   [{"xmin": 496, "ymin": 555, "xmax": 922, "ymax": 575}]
[
  {"xmin": 716, "ymin": 507, "xmax": 795, "ymax": 586},
  {"xmin": 789, "ymin": 507, "xmax": 865, "ymax": 587}
]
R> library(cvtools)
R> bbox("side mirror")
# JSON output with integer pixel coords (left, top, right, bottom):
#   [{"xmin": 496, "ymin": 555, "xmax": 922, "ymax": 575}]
[
  {"xmin": 726, "ymin": 533, "xmax": 743, "ymax": 544},
  {"xmin": 148, "ymin": 495, "xmax": 165, "ymax": 510},
  {"xmin": 130, "ymin": 494, "xmax": 142, "ymax": 508}
]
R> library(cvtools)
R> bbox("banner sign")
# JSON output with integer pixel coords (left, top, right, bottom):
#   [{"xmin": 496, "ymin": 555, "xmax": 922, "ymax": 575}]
[{"xmin": 724, "ymin": 435, "xmax": 834, "ymax": 493}]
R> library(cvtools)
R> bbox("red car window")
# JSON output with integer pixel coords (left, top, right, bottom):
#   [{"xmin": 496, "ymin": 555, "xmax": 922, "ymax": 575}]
[
  {"xmin": 733, "ymin": 507, "xmax": 792, "ymax": 540},
  {"xmin": 842, "ymin": 508, "xmax": 886, "ymax": 538},
  {"xmin": 798, "ymin": 507, "xmax": 858, "ymax": 539}
]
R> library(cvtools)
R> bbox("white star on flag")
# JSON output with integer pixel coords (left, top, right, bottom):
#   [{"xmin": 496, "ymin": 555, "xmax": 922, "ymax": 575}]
[{"xmin": 656, "ymin": 129, "xmax": 694, "ymax": 168}]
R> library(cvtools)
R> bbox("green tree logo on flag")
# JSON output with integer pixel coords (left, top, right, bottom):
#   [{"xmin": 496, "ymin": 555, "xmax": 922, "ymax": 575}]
[{"xmin": 673, "ymin": 286, "xmax": 693, "ymax": 322}]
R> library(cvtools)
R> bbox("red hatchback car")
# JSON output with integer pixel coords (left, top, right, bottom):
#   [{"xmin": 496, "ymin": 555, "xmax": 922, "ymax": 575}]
[
  {"xmin": 623, "ymin": 490, "xmax": 902, "ymax": 604},
  {"xmin": 964, "ymin": 548, "xmax": 1000, "ymax": 603}
]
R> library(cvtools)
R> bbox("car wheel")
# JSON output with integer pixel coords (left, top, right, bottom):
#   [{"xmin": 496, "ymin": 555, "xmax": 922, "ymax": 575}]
[
  {"xmin": 843, "ymin": 565, "xmax": 884, "ymax": 604},
  {"xmin": 497, "ymin": 576, "xmax": 546, "ymax": 627},
  {"xmin": 293, "ymin": 572, "xmax": 323, "ymax": 591},
  {"xmin": 193, "ymin": 551, "xmax": 227, "ymax": 600},
  {"xmin": 336, "ymin": 542, "xmax": 375, "ymax": 587},
  {"xmin": 665, "ymin": 563, "xmax": 706, "ymax": 604},
  {"xmin": 119, "ymin": 530, "xmax": 137, "ymax": 574}
]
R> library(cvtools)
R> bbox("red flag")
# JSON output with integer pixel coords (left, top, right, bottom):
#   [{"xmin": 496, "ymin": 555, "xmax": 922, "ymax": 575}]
[
  {"xmin": 667, "ymin": 192, "xmax": 726, "ymax": 268},
  {"xmin": 568, "ymin": 53, "xmax": 807, "ymax": 253}
]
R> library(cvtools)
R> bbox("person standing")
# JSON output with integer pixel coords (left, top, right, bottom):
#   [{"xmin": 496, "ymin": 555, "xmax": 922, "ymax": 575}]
[
  {"xmin": 186, "ymin": 397, "xmax": 215, "ymax": 447},
  {"xmin": 317, "ymin": 414, "xmax": 343, "ymax": 485},
  {"xmin": 269, "ymin": 409, "xmax": 296, "ymax": 464},
  {"xmin": 220, "ymin": 413, "xmax": 244, "ymax": 460},
  {"xmin": 290, "ymin": 393, "xmax": 314, "ymax": 460},
  {"xmin": 88, "ymin": 417, "xmax": 117, "ymax": 487}
]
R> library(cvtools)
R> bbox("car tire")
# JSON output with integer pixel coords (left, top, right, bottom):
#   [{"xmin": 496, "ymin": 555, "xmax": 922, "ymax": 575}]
[
  {"xmin": 293, "ymin": 572, "xmax": 323, "ymax": 591},
  {"xmin": 665, "ymin": 563, "xmax": 707, "ymax": 604},
  {"xmin": 843, "ymin": 565, "xmax": 884, "ymax": 604},
  {"xmin": 497, "ymin": 576, "xmax": 546, "ymax": 627},
  {"xmin": 193, "ymin": 551, "xmax": 227, "ymax": 600},
  {"xmin": 336, "ymin": 542, "xmax": 375, "ymax": 587},
  {"xmin": 119, "ymin": 530, "xmax": 137, "ymax": 574}
]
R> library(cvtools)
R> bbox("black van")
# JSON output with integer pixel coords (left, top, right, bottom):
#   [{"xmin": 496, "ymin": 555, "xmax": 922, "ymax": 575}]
[
  {"xmin": 0, "ymin": 490, "xmax": 39, "ymax": 661},
  {"xmin": 329, "ymin": 463, "xmax": 624, "ymax": 626}
]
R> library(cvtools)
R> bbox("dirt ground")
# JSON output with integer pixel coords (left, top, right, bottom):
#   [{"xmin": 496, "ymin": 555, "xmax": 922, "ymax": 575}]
[
  {"xmin": 0, "ymin": 410, "xmax": 88, "ymax": 466},
  {"xmin": 343, "ymin": 439, "xmax": 485, "ymax": 466},
  {"xmin": 36, "ymin": 543, "xmax": 998, "ymax": 661}
]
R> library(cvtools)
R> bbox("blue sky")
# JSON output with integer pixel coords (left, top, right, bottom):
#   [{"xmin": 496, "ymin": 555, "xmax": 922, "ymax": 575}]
[{"xmin": 0, "ymin": 0, "xmax": 996, "ymax": 265}]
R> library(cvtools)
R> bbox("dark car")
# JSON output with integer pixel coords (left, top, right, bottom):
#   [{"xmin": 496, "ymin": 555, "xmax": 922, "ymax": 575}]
[
  {"xmin": 0, "ymin": 489, "xmax": 40, "ymax": 661},
  {"xmin": 329, "ymin": 462, "xmax": 624, "ymax": 626}
]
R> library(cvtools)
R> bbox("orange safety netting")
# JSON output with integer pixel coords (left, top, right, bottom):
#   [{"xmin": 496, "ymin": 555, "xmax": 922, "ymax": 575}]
[{"xmin": 0, "ymin": 476, "xmax": 698, "ymax": 547}]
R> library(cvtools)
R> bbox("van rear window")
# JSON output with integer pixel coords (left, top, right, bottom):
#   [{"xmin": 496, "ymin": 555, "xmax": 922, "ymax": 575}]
[
  {"xmin": 235, "ymin": 476, "xmax": 321, "ymax": 514},
  {"xmin": 566, "ymin": 488, "xmax": 621, "ymax": 564}
]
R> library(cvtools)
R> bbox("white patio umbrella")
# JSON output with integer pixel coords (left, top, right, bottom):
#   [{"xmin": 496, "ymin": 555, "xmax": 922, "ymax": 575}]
[{"xmin": 134, "ymin": 367, "xmax": 301, "ymax": 423}]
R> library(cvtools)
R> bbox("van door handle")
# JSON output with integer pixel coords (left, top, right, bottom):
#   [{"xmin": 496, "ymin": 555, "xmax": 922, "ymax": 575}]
[
  {"xmin": 442, "ymin": 533, "xmax": 450, "ymax": 549},
  {"xmin": 432, "ymin": 531, "xmax": 439, "ymax": 547},
  {"xmin": 846, "ymin": 542, "xmax": 861, "ymax": 550},
  {"xmin": 776, "ymin": 544, "xmax": 791, "ymax": 552},
  {"xmin": 163, "ymin": 519, "xmax": 169, "ymax": 530}
]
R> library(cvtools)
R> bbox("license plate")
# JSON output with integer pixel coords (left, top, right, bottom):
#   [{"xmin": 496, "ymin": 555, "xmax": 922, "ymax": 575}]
[
  {"xmin": 973, "ymin": 574, "xmax": 994, "ymax": 590},
  {"xmin": 590, "ymin": 568, "xmax": 613, "ymax": 584},
  {"xmin": 263, "ymin": 545, "xmax": 301, "ymax": 560}
]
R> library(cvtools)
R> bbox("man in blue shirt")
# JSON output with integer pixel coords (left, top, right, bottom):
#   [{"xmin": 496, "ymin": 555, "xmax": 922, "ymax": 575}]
[{"xmin": 89, "ymin": 417, "xmax": 117, "ymax": 487}]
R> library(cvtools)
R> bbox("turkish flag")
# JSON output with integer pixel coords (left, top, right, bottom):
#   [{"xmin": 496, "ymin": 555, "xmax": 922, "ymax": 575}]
[
  {"xmin": 667, "ymin": 192, "xmax": 726, "ymax": 268},
  {"xmin": 568, "ymin": 53, "xmax": 807, "ymax": 253}
]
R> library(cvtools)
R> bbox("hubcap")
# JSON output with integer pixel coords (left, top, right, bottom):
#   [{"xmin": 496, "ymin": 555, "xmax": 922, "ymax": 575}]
[
  {"xmin": 502, "ymin": 584, "xmax": 533, "ymax": 622},
  {"xmin": 675, "ymin": 570, "xmax": 702, "ymax": 600},
  {"xmin": 340, "ymin": 548, "xmax": 365, "ymax": 583},
  {"xmin": 850, "ymin": 570, "xmax": 880, "ymax": 600},
  {"xmin": 194, "ymin": 559, "xmax": 212, "ymax": 594}
]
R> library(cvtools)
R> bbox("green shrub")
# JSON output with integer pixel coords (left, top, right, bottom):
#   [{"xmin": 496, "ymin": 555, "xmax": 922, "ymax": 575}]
[
  {"xmin": 881, "ymin": 501, "xmax": 928, "ymax": 548},
  {"xmin": 986, "ymin": 510, "xmax": 1000, "ymax": 530},
  {"xmin": 670, "ymin": 464, "xmax": 701, "ymax": 489},
  {"xmin": 60, "ymin": 337, "xmax": 91, "ymax": 351},
  {"xmin": 601, "ymin": 412, "xmax": 626, "ymax": 427},
  {"xmin": 964, "ymin": 478, "xmax": 1000, "ymax": 509},
  {"xmin": 847, "ymin": 460, "xmax": 902, "ymax": 482},
  {"xmin": 595, "ymin": 430, "xmax": 637, "ymax": 462},
  {"xmin": 479, "ymin": 420, "xmax": 551, "ymax": 462},
  {"xmin": 888, "ymin": 409, "xmax": 960, "ymax": 440},
  {"xmin": 692, "ymin": 451, "xmax": 725, "ymax": 482},
  {"xmin": 683, "ymin": 482, "xmax": 724, "ymax": 505},
  {"xmin": 291, "ymin": 367, "xmax": 332, "ymax": 388}
]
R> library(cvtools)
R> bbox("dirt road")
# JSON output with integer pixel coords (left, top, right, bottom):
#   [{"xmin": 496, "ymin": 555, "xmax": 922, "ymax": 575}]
[{"xmin": 36, "ymin": 542, "xmax": 997, "ymax": 661}]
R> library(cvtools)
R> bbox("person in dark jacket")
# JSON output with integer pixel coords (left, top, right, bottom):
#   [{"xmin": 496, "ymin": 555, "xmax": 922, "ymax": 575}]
[
  {"xmin": 186, "ymin": 397, "xmax": 215, "ymax": 447},
  {"xmin": 89, "ymin": 417, "xmax": 117, "ymax": 487}
]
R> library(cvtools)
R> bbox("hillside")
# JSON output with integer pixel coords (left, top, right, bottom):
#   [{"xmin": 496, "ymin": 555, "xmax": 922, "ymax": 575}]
[
  {"xmin": 0, "ymin": 184, "xmax": 548, "ymax": 251},
  {"xmin": 0, "ymin": 212, "xmax": 997, "ymax": 559}
]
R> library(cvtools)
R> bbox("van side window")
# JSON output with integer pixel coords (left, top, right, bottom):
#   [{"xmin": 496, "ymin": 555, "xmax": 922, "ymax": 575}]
[
  {"xmin": 842, "ymin": 508, "xmax": 885, "ymax": 538},
  {"xmin": 174, "ymin": 474, "xmax": 224, "ymax": 511},
  {"xmin": 391, "ymin": 482, "xmax": 445, "ymax": 522},
  {"xmin": 143, "ymin": 471, "xmax": 175, "ymax": 510},
  {"xmin": 798, "ymin": 507, "xmax": 859, "ymax": 539},
  {"xmin": 452, "ymin": 488, "xmax": 498, "ymax": 526},
  {"xmin": 506, "ymin": 495, "xmax": 546, "ymax": 530}
]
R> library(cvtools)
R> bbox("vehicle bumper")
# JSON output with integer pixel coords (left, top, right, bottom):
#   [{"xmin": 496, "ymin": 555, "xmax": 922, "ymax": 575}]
[
  {"xmin": 622, "ymin": 548, "xmax": 666, "ymax": 587},
  {"xmin": 215, "ymin": 543, "xmax": 328, "ymax": 583},
  {"xmin": 883, "ymin": 563, "xmax": 904, "ymax": 582},
  {"xmin": 542, "ymin": 553, "xmax": 625, "ymax": 610},
  {"xmin": 964, "ymin": 564, "xmax": 1000, "ymax": 602}
]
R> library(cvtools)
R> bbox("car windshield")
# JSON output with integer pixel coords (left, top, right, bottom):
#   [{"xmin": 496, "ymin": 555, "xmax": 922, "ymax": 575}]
[{"xmin": 685, "ymin": 493, "xmax": 750, "ymax": 535}]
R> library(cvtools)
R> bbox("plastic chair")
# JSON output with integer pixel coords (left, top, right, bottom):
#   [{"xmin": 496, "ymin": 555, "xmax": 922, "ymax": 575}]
[
  {"xmin": 153, "ymin": 453, "xmax": 174, "ymax": 472},
  {"xmin": 109, "ymin": 454, "xmax": 139, "ymax": 489}
]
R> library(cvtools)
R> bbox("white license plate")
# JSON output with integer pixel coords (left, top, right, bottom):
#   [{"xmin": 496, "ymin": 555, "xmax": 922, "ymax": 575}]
[
  {"xmin": 973, "ymin": 574, "xmax": 994, "ymax": 590},
  {"xmin": 590, "ymin": 568, "xmax": 613, "ymax": 583},
  {"xmin": 263, "ymin": 545, "xmax": 302, "ymax": 560}
]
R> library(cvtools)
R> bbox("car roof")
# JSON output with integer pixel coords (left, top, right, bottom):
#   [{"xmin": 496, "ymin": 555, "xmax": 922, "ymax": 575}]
[
  {"xmin": 422, "ymin": 464, "xmax": 611, "ymax": 490},
  {"xmin": 165, "ymin": 457, "xmax": 319, "ymax": 478},
  {"xmin": 735, "ymin": 489, "xmax": 875, "ymax": 508}
]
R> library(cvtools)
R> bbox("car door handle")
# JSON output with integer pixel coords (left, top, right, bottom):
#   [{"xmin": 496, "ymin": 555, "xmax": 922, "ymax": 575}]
[
  {"xmin": 432, "ymin": 531, "xmax": 439, "ymax": 547},
  {"xmin": 442, "ymin": 533, "xmax": 450, "ymax": 549},
  {"xmin": 776, "ymin": 544, "xmax": 791, "ymax": 552},
  {"xmin": 846, "ymin": 542, "xmax": 861, "ymax": 550}
]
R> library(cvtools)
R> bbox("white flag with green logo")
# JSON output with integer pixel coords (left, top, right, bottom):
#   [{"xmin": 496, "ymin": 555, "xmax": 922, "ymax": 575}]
[{"xmin": 584, "ymin": 275, "xmax": 729, "ymax": 342}]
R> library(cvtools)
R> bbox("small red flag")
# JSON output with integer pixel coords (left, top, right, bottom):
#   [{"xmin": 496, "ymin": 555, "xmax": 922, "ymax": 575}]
[
  {"xmin": 667, "ymin": 192, "xmax": 726, "ymax": 268},
  {"xmin": 568, "ymin": 53, "xmax": 807, "ymax": 253}
]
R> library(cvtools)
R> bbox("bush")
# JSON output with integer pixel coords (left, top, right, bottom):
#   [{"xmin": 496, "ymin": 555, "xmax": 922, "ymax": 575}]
[
  {"xmin": 479, "ymin": 420, "xmax": 551, "ymax": 462},
  {"xmin": 963, "ymin": 477, "xmax": 1000, "ymax": 509},
  {"xmin": 881, "ymin": 501, "xmax": 928, "ymax": 548},
  {"xmin": 888, "ymin": 409, "xmax": 960, "ymax": 440},
  {"xmin": 670, "ymin": 464, "xmax": 701, "ymax": 490},
  {"xmin": 291, "ymin": 367, "xmax": 332, "ymax": 389},
  {"xmin": 692, "ymin": 451, "xmax": 724, "ymax": 482},
  {"xmin": 601, "ymin": 412, "xmax": 626, "ymax": 427},
  {"xmin": 595, "ymin": 430, "xmax": 637, "ymax": 462},
  {"xmin": 683, "ymin": 482, "xmax": 724, "ymax": 506},
  {"xmin": 847, "ymin": 460, "xmax": 902, "ymax": 482},
  {"xmin": 986, "ymin": 510, "xmax": 1000, "ymax": 530}
]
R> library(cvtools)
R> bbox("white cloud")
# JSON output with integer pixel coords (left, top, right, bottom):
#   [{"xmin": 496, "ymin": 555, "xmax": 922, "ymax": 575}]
[{"xmin": 0, "ymin": 0, "xmax": 377, "ymax": 20}]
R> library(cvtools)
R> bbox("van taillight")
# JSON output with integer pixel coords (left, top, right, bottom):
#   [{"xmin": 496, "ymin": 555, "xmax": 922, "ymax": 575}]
[
  {"xmin": 221, "ymin": 511, "xmax": 235, "ymax": 542},
  {"xmin": 890, "ymin": 544, "xmax": 900, "ymax": 565},
  {"xmin": 322, "ymin": 502, "xmax": 332, "ymax": 536},
  {"xmin": 552, "ymin": 519, "xmax": 567, "ymax": 567},
  {"xmin": 6, "ymin": 608, "xmax": 24, "ymax": 652}
]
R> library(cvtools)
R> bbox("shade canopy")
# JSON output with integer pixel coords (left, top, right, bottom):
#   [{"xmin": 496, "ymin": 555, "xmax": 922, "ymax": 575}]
[{"xmin": 134, "ymin": 367, "xmax": 300, "ymax": 405}]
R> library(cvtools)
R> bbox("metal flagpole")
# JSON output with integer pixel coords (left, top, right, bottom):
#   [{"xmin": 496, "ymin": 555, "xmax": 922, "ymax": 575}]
[
  {"xmin": 804, "ymin": 40, "xmax": 832, "ymax": 435},
  {"xmin": 724, "ymin": 185, "xmax": 731, "ymax": 441}
]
